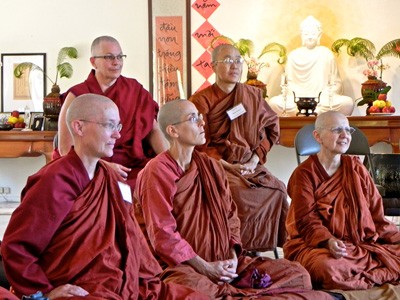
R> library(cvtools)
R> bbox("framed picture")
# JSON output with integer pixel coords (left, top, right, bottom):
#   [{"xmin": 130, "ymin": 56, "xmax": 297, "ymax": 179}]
[
  {"xmin": 30, "ymin": 112, "xmax": 44, "ymax": 131},
  {"xmin": 1, "ymin": 53, "xmax": 46, "ymax": 113},
  {"xmin": 148, "ymin": 0, "xmax": 191, "ymax": 106}
]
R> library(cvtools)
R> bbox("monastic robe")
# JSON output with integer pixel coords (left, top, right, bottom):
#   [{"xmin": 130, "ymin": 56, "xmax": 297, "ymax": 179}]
[
  {"xmin": 56, "ymin": 70, "xmax": 158, "ymax": 189},
  {"xmin": 0, "ymin": 287, "xmax": 18, "ymax": 300},
  {"xmin": 284, "ymin": 155, "xmax": 400, "ymax": 290},
  {"xmin": 1, "ymin": 149, "xmax": 205, "ymax": 300},
  {"xmin": 134, "ymin": 151, "xmax": 332, "ymax": 299},
  {"xmin": 190, "ymin": 83, "xmax": 288, "ymax": 251}
]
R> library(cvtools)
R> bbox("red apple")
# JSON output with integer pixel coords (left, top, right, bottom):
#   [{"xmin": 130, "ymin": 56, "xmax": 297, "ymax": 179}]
[
  {"xmin": 389, "ymin": 106, "xmax": 396, "ymax": 113},
  {"xmin": 11, "ymin": 110, "xmax": 19, "ymax": 118},
  {"xmin": 377, "ymin": 94, "xmax": 387, "ymax": 100},
  {"xmin": 369, "ymin": 105, "xmax": 381, "ymax": 113},
  {"xmin": 382, "ymin": 106, "xmax": 391, "ymax": 113}
]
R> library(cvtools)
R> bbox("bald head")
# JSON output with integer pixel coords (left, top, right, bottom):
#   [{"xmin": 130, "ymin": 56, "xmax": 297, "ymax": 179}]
[
  {"xmin": 158, "ymin": 99, "xmax": 189, "ymax": 140},
  {"xmin": 315, "ymin": 110, "xmax": 347, "ymax": 133},
  {"xmin": 91, "ymin": 35, "xmax": 120, "ymax": 56},
  {"xmin": 66, "ymin": 94, "xmax": 118, "ymax": 135},
  {"xmin": 212, "ymin": 44, "xmax": 238, "ymax": 62}
]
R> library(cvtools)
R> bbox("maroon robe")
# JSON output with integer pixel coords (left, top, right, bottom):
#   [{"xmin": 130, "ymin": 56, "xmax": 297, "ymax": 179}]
[
  {"xmin": 56, "ymin": 70, "xmax": 158, "ymax": 189},
  {"xmin": 135, "ymin": 151, "xmax": 332, "ymax": 299},
  {"xmin": 1, "ymin": 149, "xmax": 206, "ymax": 299},
  {"xmin": 190, "ymin": 83, "xmax": 288, "ymax": 251},
  {"xmin": 285, "ymin": 155, "xmax": 400, "ymax": 290}
]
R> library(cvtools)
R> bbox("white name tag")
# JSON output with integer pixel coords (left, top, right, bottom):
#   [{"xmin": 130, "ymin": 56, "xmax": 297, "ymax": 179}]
[
  {"xmin": 226, "ymin": 103, "xmax": 246, "ymax": 120},
  {"xmin": 118, "ymin": 181, "xmax": 132, "ymax": 203}
]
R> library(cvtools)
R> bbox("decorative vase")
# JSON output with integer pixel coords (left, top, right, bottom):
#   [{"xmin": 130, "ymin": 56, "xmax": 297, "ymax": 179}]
[
  {"xmin": 43, "ymin": 84, "xmax": 62, "ymax": 131},
  {"xmin": 244, "ymin": 72, "xmax": 267, "ymax": 98},
  {"xmin": 361, "ymin": 76, "xmax": 386, "ymax": 115}
]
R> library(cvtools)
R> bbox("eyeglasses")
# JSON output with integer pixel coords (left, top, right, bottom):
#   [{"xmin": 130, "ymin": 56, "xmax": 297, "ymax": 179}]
[
  {"xmin": 213, "ymin": 57, "xmax": 244, "ymax": 65},
  {"xmin": 324, "ymin": 126, "xmax": 356, "ymax": 135},
  {"xmin": 80, "ymin": 120, "xmax": 123, "ymax": 132},
  {"xmin": 92, "ymin": 54, "xmax": 127, "ymax": 62},
  {"xmin": 172, "ymin": 113, "xmax": 203, "ymax": 125}
]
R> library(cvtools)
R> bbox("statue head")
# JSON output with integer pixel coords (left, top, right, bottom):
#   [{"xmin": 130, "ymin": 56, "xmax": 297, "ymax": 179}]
[{"xmin": 300, "ymin": 16, "xmax": 322, "ymax": 49}]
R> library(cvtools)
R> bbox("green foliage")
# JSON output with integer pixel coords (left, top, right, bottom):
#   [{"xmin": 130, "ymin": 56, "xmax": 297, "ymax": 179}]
[
  {"xmin": 357, "ymin": 85, "xmax": 391, "ymax": 106},
  {"xmin": 14, "ymin": 47, "xmax": 78, "ymax": 86},
  {"xmin": 331, "ymin": 37, "xmax": 400, "ymax": 62}
]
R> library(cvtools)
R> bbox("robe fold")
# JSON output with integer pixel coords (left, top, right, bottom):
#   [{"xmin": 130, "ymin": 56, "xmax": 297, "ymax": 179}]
[
  {"xmin": 1, "ymin": 150, "xmax": 205, "ymax": 299},
  {"xmin": 56, "ymin": 70, "xmax": 158, "ymax": 189},
  {"xmin": 284, "ymin": 155, "xmax": 400, "ymax": 290},
  {"xmin": 135, "ymin": 150, "xmax": 332, "ymax": 299},
  {"xmin": 190, "ymin": 83, "xmax": 288, "ymax": 251}
]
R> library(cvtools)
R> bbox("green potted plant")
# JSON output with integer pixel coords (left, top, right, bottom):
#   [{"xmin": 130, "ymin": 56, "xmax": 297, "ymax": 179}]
[
  {"xmin": 210, "ymin": 35, "xmax": 287, "ymax": 97},
  {"xmin": 14, "ymin": 47, "xmax": 78, "ymax": 96},
  {"xmin": 13, "ymin": 47, "xmax": 78, "ymax": 130},
  {"xmin": 331, "ymin": 38, "xmax": 400, "ymax": 108}
]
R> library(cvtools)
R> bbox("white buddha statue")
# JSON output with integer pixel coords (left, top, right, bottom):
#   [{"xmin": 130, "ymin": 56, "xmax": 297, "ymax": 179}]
[{"xmin": 268, "ymin": 16, "xmax": 354, "ymax": 116}]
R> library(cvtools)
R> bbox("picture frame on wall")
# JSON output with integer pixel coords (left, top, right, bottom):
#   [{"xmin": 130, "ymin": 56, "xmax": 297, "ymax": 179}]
[
  {"xmin": 30, "ymin": 112, "xmax": 45, "ymax": 131},
  {"xmin": 148, "ymin": 0, "xmax": 191, "ymax": 106},
  {"xmin": 1, "ymin": 53, "xmax": 46, "ymax": 113}
]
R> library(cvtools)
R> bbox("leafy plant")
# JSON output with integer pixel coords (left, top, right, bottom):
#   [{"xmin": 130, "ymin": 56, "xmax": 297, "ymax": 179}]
[
  {"xmin": 14, "ymin": 47, "xmax": 78, "ymax": 87},
  {"xmin": 332, "ymin": 37, "xmax": 400, "ymax": 106},
  {"xmin": 357, "ymin": 85, "xmax": 391, "ymax": 106},
  {"xmin": 331, "ymin": 37, "xmax": 400, "ymax": 78},
  {"xmin": 210, "ymin": 35, "xmax": 287, "ymax": 67}
]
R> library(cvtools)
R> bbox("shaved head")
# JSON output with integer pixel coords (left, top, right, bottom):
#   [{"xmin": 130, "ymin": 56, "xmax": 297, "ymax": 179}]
[
  {"xmin": 66, "ymin": 93, "xmax": 117, "ymax": 135},
  {"xmin": 212, "ymin": 44, "xmax": 238, "ymax": 62},
  {"xmin": 158, "ymin": 99, "xmax": 190, "ymax": 140},
  {"xmin": 315, "ymin": 110, "xmax": 347, "ymax": 133},
  {"xmin": 91, "ymin": 35, "xmax": 121, "ymax": 56}
]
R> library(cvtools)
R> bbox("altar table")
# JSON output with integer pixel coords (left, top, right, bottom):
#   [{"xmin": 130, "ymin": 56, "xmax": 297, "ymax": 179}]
[{"xmin": 0, "ymin": 130, "xmax": 56, "ymax": 164}]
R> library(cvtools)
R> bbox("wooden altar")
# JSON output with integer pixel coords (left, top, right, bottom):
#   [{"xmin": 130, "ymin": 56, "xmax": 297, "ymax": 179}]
[
  {"xmin": 279, "ymin": 115, "xmax": 400, "ymax": 153},
  {"xmin": 0, "ymin": 130, "xmax": 56, "ymax": 164}
]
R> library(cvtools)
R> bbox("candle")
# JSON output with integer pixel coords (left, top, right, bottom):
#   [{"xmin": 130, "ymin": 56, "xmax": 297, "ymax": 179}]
[
  {"xmin": 177, "ymin": 70, "xmax": 185, "ymax": 99},
  {"xmin": 281, "ymin": 73, "xmax": 287, "ymax": 85}
]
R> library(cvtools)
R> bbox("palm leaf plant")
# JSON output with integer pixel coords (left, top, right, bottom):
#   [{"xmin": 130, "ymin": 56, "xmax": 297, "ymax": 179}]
[
  {"xmin": 331, "ymin": 37, "xmax": 400, "ymax": 106},
  {"xmin": 332, "ymin": 37, "xmax": 400, "ymax": 79},
  {"xmin": 14, "ymin": 47, "xmax": 78, "ymax": 90}
]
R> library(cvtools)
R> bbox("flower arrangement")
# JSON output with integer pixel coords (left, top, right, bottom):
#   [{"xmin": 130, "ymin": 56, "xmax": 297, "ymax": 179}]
[
  {"xmin": 331, "ymin": 37, "xmax": 400, "ymax": 107},
  {"xmin": 331, "ymin": 37, "xmax": 400, "ymax": 80},
  {"xmin": 245, "ymin": 57, "xmax": 270, "ymax": 77},
  {"xmin": 363, "ymin": 59, "xmax": 390, "ymax": 79}
]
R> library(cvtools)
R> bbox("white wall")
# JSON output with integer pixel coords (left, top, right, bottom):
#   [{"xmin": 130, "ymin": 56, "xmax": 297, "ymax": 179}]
[
  {"xmin": 0, "ymin": 0, "xmax": 399, "ymax": 201},
  {"xmin": 0, "ymin": 0, "xmax": 149, "ymax": 201}
]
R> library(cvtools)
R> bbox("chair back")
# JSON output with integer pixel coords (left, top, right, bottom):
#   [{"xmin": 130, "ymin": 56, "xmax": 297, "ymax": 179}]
[
  {"xmin": 294, "ymin": 124, "xmax": 320, "ymax": 165},
  {"xmin": 345, "ymin": 126, "xmax": 376, "ymax": 181}
]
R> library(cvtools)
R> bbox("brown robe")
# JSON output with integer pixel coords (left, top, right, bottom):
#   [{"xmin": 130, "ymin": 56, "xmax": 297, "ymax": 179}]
[
  {"xmin": 135, "ymin": 151, "xmax": 332, "ymax": 299},
  {"xmin": 0, "ymin": 287, "xmax": 18, "ymax": 300},
  {"xmin": 2, "ymin": 150, "xmax": 205, "ymax": 299},
  {"xmin": 190, "ymin": 83, "xmax": 288, "ymax": 251},
  {"xmin": 285, "ymin": 154, "xmax": 400, "ymax": 290}
]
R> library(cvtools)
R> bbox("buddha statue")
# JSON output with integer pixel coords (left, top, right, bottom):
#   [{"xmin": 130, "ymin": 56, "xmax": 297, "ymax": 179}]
[{"xmin": 268, "ymin": 16, "xmax": 354, "ymax": 116}]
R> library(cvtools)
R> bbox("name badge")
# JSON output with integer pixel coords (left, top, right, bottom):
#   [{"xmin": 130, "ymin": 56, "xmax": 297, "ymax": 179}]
[
  {"xmin": 226, "ymin": 103, "xmax": 246, "ymax": 120},
  {"xmin": 118, "ymin": 181, "xmax": 132, "ymax": 203}
]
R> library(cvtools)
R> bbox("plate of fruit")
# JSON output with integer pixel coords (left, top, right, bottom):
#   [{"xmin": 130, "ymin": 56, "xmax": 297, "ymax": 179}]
[
  {"xmin": 368, "ymin": 93, "xmax": 396, "ymax": 115},
  {"xmin": 5, "ymin": 110, "xmax": 26, "ymax": 129}
]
